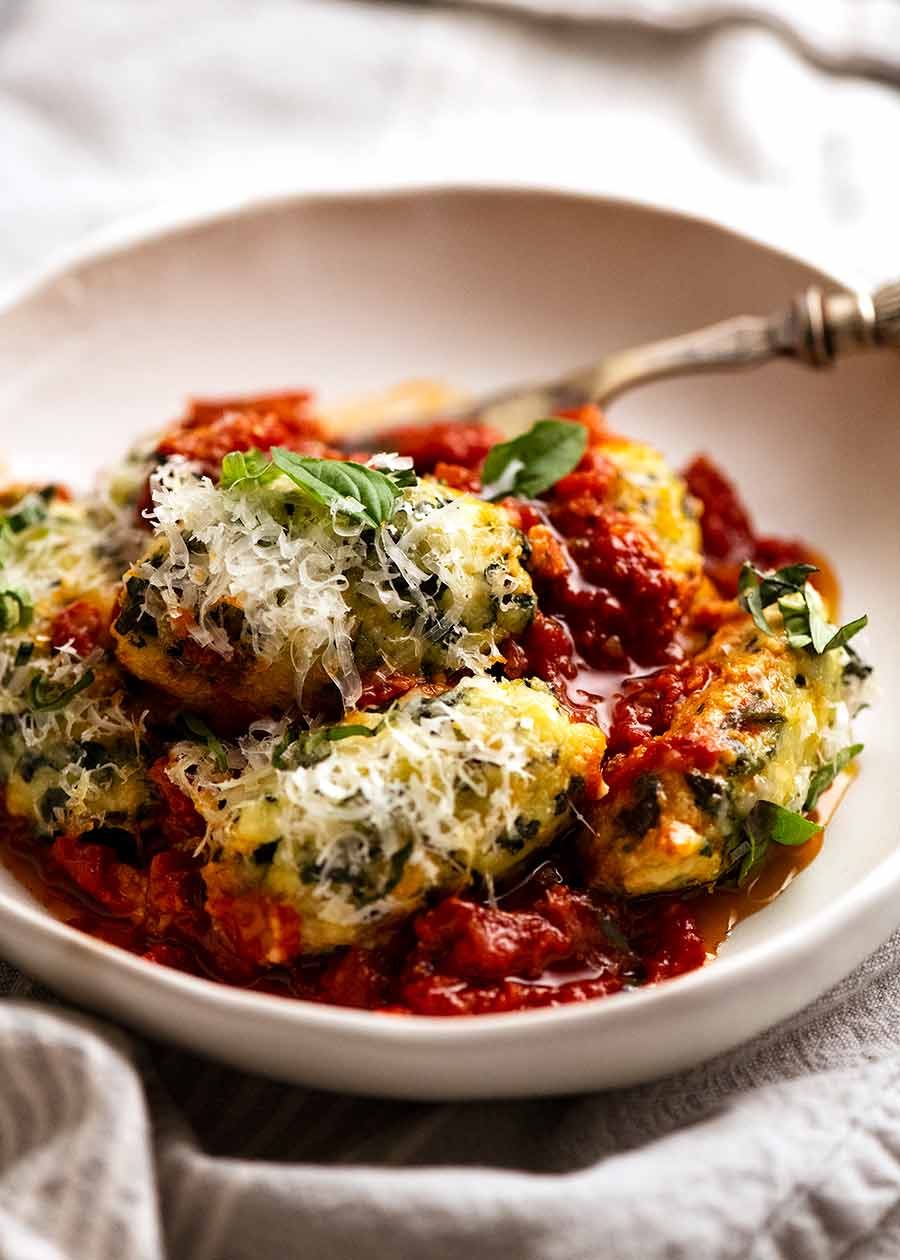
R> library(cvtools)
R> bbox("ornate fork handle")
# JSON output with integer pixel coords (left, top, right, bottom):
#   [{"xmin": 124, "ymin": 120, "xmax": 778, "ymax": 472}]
[{"xmin": 468, "ymin": 282, "xmax": 900, "ymax": 434}]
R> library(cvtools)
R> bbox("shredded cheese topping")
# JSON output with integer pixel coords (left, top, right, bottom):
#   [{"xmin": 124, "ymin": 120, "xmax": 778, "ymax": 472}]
[
  {"xmin": 136, "ymin": 461, "xmax": 533, "ymax": 709},
  {"xmin": 168, "ymin": 676, "xmax": 601, "ymax": 942}
]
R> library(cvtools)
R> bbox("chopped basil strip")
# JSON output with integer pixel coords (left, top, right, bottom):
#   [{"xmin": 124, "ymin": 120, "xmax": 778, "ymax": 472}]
[
  {"xmin": 271, "ymin": 725, "xmax": 299, "ymax": 770},
  {"xmin": 481, "ymin": 419, "xmax": 588, "ymax": 501},
  {"xmin": 0, "ymin": 493, "xmax": 50, "ymax": 536},
  {"xmin": 0, "ymin": 588, "xmax": 33, "ymax": 633},
  {"xmin": 13, "ymin": 641, "xmax": 33, "ymax": 667},
  {"xmin": 28, "ymin": 668, "xmax": 95, "ymax": 712},
  {"xmin": 182, "ymin": 713, "xmax": 229, "ymax": 772},
  {"xmin": 737, "ymin": 567, "xmax": 770, "ymax": 636},
  {"xmin": 804, "ymin": 743, "xmax": 863, "ymax": 812},
  {"xmin": 325, "ymin": 723, "xmax": 382, "ymax": 742},
  {"xmin": 738, "ymin": 561, "xmax": 867, "ymax": 657},
  {"xmin": 823, "ymin": 615, "xmax": 869, "ymax": 653},
  {"xmin": 272, "ymin": 721, "xmax": 381, "ymax": 769}
]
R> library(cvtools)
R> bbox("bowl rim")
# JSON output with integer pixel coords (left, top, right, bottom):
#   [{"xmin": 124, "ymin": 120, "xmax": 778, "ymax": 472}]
[
  {"xmin": 0, "ymin": 177, "xmax": 864, "ymax": 319},
  {"xmin": 0, "ymin": 180, "xmax": 894, "ymax": 1045}
]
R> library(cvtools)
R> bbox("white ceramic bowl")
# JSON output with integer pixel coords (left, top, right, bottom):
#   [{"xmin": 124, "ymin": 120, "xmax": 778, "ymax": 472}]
[{"xmin": 0, "ymin": 187, "xmax": 895, "ymax": 1099}]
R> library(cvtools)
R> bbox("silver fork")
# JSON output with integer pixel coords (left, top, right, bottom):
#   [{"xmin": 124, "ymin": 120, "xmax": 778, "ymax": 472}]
[{"xmin": 440, "ymin": 282, "xmax": 900, "ymax": 435}]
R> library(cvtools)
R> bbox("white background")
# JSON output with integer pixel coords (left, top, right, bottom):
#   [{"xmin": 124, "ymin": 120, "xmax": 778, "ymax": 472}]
[{"xmin": 3, "ymin": 0, "xmax": 900, "ymax": 297}]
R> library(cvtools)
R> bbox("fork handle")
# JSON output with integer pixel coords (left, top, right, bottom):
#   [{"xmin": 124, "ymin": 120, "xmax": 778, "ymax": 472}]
[
  {"xmin": 474, "ymin": 281, "xmax": 900, "ymax": 432},
  {"xmin": 581, "ymin": 284, "xmax": 900, "ymax": 399},
  {"xmin": 784, "ymin": 283, "xmax": 900, "ymax": 363}
]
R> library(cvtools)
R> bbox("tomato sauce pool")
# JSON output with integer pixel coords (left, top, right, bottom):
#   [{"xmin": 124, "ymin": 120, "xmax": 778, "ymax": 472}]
[{"xmin": 0, "ymin": 777, "xmax": 850, "ymax": 1015}]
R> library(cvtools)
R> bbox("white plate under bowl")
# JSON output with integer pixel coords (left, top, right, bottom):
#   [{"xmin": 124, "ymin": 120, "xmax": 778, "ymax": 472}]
[{"xmin": 0, "ymin": 187, "xmax": 895, "ymax": 1100}]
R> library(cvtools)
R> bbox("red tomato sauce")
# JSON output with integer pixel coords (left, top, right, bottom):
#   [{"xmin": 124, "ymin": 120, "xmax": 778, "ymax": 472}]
[
  {"xmin": 156, "ymin": 391, "xmax": 338, "ymax": 472},
  {"xmin": 136, "ymin": 391, "xmax": 347, "ymax": 518},
  {"xmin": 1, "ymin": 815, "xmax": 706, "ymax": 1014},
  {"xmin": 50, "ymin": 599, "xmax": 111, "ymax": 657},
  {"xmin": 376, "ymin": 419, "xmax": 503, "ymax": 475},
  {"xmin": 683, "ymin": 455, "xmax": 817, "ymax": 598}
]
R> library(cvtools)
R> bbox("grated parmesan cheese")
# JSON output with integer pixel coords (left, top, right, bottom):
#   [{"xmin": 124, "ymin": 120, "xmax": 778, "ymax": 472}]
[
  {"xmin": 118, "ymin": 461, "xmax": 534, "ymax": 712},
  {"xmin": 168, "ymin": 676, "xmax": 605, "ymax": 951}
]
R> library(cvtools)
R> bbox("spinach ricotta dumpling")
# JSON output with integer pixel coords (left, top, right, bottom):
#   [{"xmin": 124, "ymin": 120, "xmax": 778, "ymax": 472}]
[
  {"xmin": 166, "ymin": 675, "xmax": 606, "ymax": 958},
  {"xmin": 583, "ymin": 568, "xmax": 869, "ymax": 895},
  {"xmin": 112, "ymin": 459, "xmax": 535, "ymax": 717}
]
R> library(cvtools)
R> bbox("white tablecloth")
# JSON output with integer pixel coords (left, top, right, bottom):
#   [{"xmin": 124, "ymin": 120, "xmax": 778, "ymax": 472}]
[{"xmin": 2, "ymin": 3, "xmax": 900, "ymax": 1257}]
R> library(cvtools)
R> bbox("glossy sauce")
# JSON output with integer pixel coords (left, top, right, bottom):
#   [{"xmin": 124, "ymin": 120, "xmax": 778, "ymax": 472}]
[
  {"xmin": 565, "ymin": 661, "xmax": 636, "ymax": 731},
  {"xmin": 0, "ymin": 823, "xmax": 706, "ymax": 1012}
]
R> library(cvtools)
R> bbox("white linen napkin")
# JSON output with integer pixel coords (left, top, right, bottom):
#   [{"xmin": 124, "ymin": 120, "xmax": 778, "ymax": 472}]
[{"xmin": 1, "ymin": 3, "xmax": 899, "ymax": 1257}]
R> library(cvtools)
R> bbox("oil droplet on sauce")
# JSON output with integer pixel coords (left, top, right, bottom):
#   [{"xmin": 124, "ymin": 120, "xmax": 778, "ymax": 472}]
[{"xmin": 692, "ymin": 768, "xmax": 855, "ymax": 956}]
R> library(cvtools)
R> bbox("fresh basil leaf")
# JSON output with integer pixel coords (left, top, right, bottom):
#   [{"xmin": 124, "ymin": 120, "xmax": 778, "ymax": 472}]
[
  {"xmin": 742, "ymin": 560, "xmax": 818, "ymax": 612},
  {"xmin": 0, "ymin": 588, "xmax": 33, "ymax": 633},
  {"xmin": 733, "ymin": 799, "xmax": 822, "ymax": 883},
  {"xmin": 806, "ymin": 597, "xmax": 834, "ymax": 654},
  {"xmin": 823, "ymin": 614, "xmax": 868, "ymax": 653},
  {"xmin": 804, "ymin": 743, "xmax": 863, "ymax": 812},
  {"xmin": 222, "ymin": 448, "xmax": 410, "ymax": 526},
  {"xmin": 749, "ymin": 799, "xmax": 822, "ymax": 847},
  {"xmin": 733, "ymin": 829, "xmax": 763, "ymax": 882},
  {"xmin": 182, "ymin": 713, "xmax": 229, "ymax": 772},
  {"xmin": 767, "ymin": 803, "xmax": 822, "ymax": 845},
  {"xmin": 777, "ymin": 591, "xmax": 812, "ymax": 649},
  {"xmin": 270, "ymin": 448, "xmax": 400, "ymax": 527},
  {"xmin": 481, "ymin": 419, "xmax": 588, "ymax": 501},
  {"xmin": 385, "ymin": 468, "xmax": 418, "ymax": 488},
  {"xmin": 366, "ymin": 455, "xmax": 418, "ymax": 489},
  {"xmin": 220, "ymin": 448, "xmax": 279, "ymax": 490},
  {"xmin": 758, "ymin": 563, "xmax": 818, "ymax": 602},
  {"xmin": 29, "ymin": 668, "xmax": 95, "ymax": 712},
  {"xmin": 738, "ymin": 563, "xmax": 771, "ymax": 636}
]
